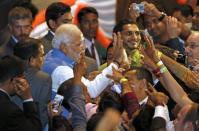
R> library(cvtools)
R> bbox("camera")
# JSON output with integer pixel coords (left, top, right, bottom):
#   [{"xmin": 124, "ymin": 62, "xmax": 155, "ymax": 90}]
[
  {"xmin": 176, "ymin": 54, "xmax": 187, "ymax": 65},
  {"xmin": 52, "ymin": 94, "xmax": 64, "ymax": 113},
  {"xmin": 131, "ymin": 3, "xmax": 145, "ymax": 13}
]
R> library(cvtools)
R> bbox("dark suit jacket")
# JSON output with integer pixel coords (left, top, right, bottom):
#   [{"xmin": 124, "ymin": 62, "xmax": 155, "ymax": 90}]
[
  {"xmin": 0, "ymin": 90, "xmax": 42, "ymax": 131},
  {"xmin": 41, "ymin": 31, "xmax": 54, "ymax": 54},
  {"xmin": 85, "ymin": 40, "xmax": 107, "ymax": 65},
  {"xmin": 11, "ymin": 67, "xmax": 51, "ymax": 129},
  {"xmin": 84, "ymin": 56, "xmax": 98, "ymax": 76},
  {"xmin": 0, "ymin": 36, "xmax": 17, "ymax": 58}
]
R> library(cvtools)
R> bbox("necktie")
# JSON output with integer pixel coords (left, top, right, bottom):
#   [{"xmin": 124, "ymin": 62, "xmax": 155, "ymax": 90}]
[{"xmin": 91, "ymin": 43, "xmax": 96, "ymax": 59}]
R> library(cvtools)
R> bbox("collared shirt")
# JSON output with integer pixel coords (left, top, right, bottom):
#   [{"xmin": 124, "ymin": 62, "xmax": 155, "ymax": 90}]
[
  {"xmin": 0, "ymin": 88, "xmax": 33, "ymax": 102},
  {"xmin": 0, "ymin": 88, "xmax": 10, "ymax": 99},
  {"xmin": 139, "ymin": 96, "xmax": 149, "ymax": 106},
  {"xmin": 49, "ymin": 30, "xmax": 55, "ymax": 36},
  {"xmin": 84, "ymin": 38, "xmax": 101, "ymax": 67},
  {"xmin": 11, "ymin": 35, "xmax": 18, "ymax": 43}
]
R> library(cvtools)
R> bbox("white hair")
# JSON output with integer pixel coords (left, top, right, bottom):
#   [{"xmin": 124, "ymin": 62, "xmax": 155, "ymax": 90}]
[{"xmin": 52, "ymin": 24, "xmax": 83, "ymax": 49}]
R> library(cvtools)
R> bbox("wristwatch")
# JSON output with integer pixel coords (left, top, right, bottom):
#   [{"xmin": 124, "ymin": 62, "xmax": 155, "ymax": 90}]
[{"xmin": 158, "ymin": 12, "xmax": 166, "ymax": 21}]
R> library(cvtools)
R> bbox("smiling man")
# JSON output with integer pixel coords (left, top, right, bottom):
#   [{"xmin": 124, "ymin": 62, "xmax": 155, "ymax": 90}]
[{"xmin": 77, "ymin": 7, "xmax": 107, "ymax": 67}]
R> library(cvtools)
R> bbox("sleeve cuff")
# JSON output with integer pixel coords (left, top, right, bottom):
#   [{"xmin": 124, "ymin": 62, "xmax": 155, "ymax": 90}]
[
  {"xmin": 23, "ymin": 98, "xmax": 33, "ymax": 103},
  {"xmin": 153, "ymin": 105, "xmax": 168, "ymax": 122}
]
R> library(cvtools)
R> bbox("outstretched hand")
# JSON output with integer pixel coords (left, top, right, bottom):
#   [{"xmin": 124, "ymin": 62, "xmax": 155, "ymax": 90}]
[
  {"xmin": 106, "ymin": 67, "xmax": 124, "ymax": 83},
  {"xmin": 73, "ymin": 53, "xmax": 87, "ymax": 85},
  {"xmin": 145, "ymin": 83, "xmax": 169, "ymax": 106},
  {"xmin": 112, "ymin": 32, "xmax": 124, "ymax": 65},
  {"xmin": 166, "ymin": 16, "xmax": 181, "ymax": 39},
  {"xmin": 141, "ymin": 33, "xmax": 160, "ymax": 63}
]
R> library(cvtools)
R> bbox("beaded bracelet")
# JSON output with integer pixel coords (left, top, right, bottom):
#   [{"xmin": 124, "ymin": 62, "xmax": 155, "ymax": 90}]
[
  {"xmin": 160, "ymin": 66, "xmax": 168, "ymax": 74},
  {"xmin": 156, "ymin": 61, "xmax": 164, "ymax": 67}
]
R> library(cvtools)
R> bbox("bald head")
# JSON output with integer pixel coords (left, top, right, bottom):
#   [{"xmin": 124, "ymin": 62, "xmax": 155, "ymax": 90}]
[{"xmin": 185, "ymin": 33, "xmax": 199, "ymax": 66}]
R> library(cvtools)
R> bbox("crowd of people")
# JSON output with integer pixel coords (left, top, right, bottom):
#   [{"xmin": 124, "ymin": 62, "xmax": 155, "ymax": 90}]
[{"xmin": 0, "ymin": 0, "xmax": 199, "ymax": 131}]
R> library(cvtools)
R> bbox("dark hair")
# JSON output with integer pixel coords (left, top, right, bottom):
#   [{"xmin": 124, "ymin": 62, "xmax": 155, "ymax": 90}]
[
  {"xmin": 124, "ymin": 67, "xmax": 153, "ymax": 84},
  {"xmin": 8, "ymin": 7, "xmax": 32, "ymax": 25},
  {"xmin": 132, "ymin": 105, "xmax": 154, "ymax": 131},
  {"xmin": 45, "ymin": 2, "xmax": 71, "ymax": 29},
  {"xmin": 183, "ymin": 103, "xmax": 199, "ymax": 131},
  {"xmin": 77, "ymin": 7, "xmax": 98, "ymax": 23},
  {"xmin": 98, "ymin": 90, "xmax": 124, "ymax": 114},
  {"xmin": 113, "ymin": 19, "xmax": 137, "ymax": 33},
  {"xmin": 52, "ymin": 115, "xmax": 73, "ymax": 131},
  {"xmin": 87, "ymin": 112, "xmax": 104, "ymax": 131},
  {"xmin": 14, "ymin": 38, "xmax": 42, "ymax": 60},
  {"xmin": 174, "ymin": 5, "xmax": 193, "ymax": 17},
  {"xmin": 0, "ymin": 55, "xmax": 25, "ymax": 83},
  {"xmin": 13, "ymin": 0, "xmax": 38, "ymax": 19}
]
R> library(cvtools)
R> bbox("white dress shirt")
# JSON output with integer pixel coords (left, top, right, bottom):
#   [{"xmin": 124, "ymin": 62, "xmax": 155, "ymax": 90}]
[{"xmin": 51, "ymin": 62, "xmax": 118, "ymax": 98}]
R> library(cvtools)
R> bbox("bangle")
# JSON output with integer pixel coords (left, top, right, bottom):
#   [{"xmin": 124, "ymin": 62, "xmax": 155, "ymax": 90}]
[
  {"xmin": 157, "ymin": 51, "xmax": 162, "ymax": 59},
  {"xmin": 120, "ymin": 77, "xmax": 128, "ymax": 84},
  {"xmin": 156, "ymin": 61, "xmax": 164, "ymax": 67},
  {"xmin": 152, "ymin": 68, "xmax": 162, "ymax": 78},
  {"xmin": 158, "ymin": 12, "xmax": 166, "ymax": 21},
  {"xmin": 160, "ymin": 66, "xmax": 168, "ymax": 74}
]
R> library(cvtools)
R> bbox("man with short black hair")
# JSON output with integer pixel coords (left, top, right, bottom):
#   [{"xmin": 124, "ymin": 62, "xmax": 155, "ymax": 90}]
[
  {"xmin": 12, "ymin": 38, "xmax": 51, "ymax": 129},
  {"xmin": 77, "ymin": 7, "xmax": 107, "ymax": 67},
  {"xmin": 42, "ymin": 2, "xmax": 72, "ymax": 54},
  {"xmin": 0, "ymin": 55, "xmax": 42, "ymax": 131}
]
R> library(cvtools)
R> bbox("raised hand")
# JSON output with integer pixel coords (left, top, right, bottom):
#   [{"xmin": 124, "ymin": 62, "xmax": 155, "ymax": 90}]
[
  {"xmin": 166, "ymin": 16, "xmax": 181, "ymax": 39},
  {"xmin": 13, "ymin": 77, "xmax": 32, "ymax": 100},
  {"xmin": 145, "ymin": 83, "xmax": 169, "ymax": 106},
  {"xmin": 140, "ymin": 47, "xmax": 157, "ymax": 71},
  {"xmin": 129, "ymin": 3, "xmax": 140, "ymax": 22},
  {"xmin": 112, "ymin": 32, "xmax": 124, "ymax": 66},
  {"xmin": 87, "ymin": 71, "xmax": 101, "ymax": 80},
  {"xmin": 73, "ymin": 53, "xmax": 87, "ymax": 85},
  {"xmin": 142, "ymin": 1, "xmax": 162, "ymax": 17},
  {"xmin": 141, "ymin": 33, "xmax": 160, "ymax": 63},
  {"xmin": 106, "ymin": 67, "xmax": 124, "ymax": 83}
]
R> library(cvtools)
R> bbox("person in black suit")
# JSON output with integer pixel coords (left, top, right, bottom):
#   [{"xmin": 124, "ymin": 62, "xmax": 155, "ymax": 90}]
[
  {"xmin": 0, "ymin": 7, "xmax": 32, "ymax": 58},
  {"xmin": 77, "ymin": 7, "xmax": 107, "ymax": 67},
  {"xmin": 0, "ymin": 55, "xmax": 42, "ymax": 131},
  {"xmin": 12, "ymin": 38, "xmax": 51, "ymax": 129},
  {"xmin": 42, "ymin": 2, "xmax": 72, "ymax": 54}
]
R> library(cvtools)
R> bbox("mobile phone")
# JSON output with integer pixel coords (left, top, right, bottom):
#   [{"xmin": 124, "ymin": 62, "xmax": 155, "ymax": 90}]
[
  {"xmin": 131, "ymin": 3, "xmax": 145, "ymax": 13},
  {"xmin": 52, "ymin": 94, "xmax": 64, "ymax": 113},
  {"xmin": 140, "ymin": 30, "xmax": 149, "ymax": 48}
]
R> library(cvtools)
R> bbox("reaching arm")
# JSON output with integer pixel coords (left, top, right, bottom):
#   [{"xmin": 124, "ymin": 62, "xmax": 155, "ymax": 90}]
[{"xmin": 161, "ymin": 53, "xmax": 199, "ymax": 92}]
